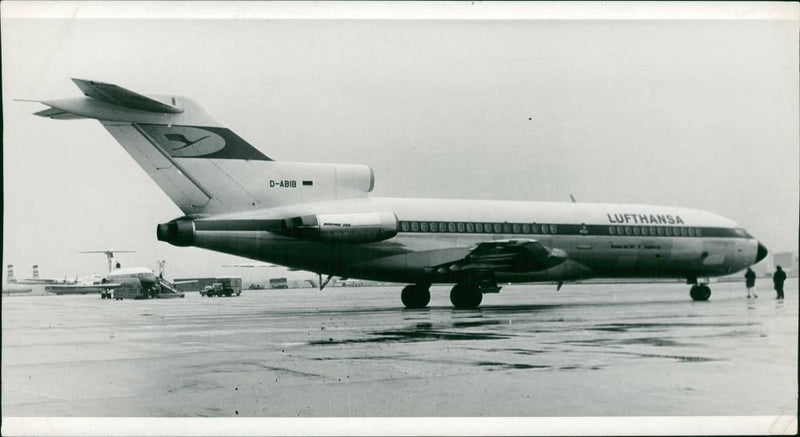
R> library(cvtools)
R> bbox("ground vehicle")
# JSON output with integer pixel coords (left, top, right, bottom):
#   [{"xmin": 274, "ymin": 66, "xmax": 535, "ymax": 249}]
[
  {"xmin": 200, "ymin": 278, "xmax": 242, "ymax": 297},
  {"xmin": 200, "ymin": 283, "xmax": 225, "ymax": 297},
  {"xmin": 269, "ymin": 278, "xmax": 289, "ymax": 289}
]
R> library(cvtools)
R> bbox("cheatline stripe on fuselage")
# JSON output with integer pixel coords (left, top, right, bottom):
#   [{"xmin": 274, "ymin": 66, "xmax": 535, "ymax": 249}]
[{"xmin": 193, "ymin": 219, "xmax": 752, "ymax": 239}]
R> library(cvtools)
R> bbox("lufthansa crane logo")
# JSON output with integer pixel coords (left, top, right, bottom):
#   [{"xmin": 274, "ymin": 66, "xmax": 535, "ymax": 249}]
[
  {"xmin": 141, "ymin": 125, "xmax": 226, "ymax": 157},
  {"xmin": 164, "ymin": 133, "xmax": 211, "ymax": 151}
]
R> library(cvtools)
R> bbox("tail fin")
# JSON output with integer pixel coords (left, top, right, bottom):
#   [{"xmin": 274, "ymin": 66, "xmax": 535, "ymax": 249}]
[
  {"xmin": 35, "ymin": 79, "xmax": 272, "ymax": 216},
  {"xmin": 36, "ymin": 79, "xmax": 375, "ymax": 216},
  {"xmin": 32, "ymin": 265, "xmax": 39, "ymax": 279},
  {"xmin": 7, "ymin": 265, "xmax": 16, "ymax": 283}
]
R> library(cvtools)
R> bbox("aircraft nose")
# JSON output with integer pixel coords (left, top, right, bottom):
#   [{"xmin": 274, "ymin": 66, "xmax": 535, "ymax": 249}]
[{"xmin": 755, "ymin": 241, "xmax": 768, "ymax": 263}]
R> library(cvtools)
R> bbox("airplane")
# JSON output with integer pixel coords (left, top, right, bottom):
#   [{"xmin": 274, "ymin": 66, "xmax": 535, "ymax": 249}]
[
  {"xmin": 79, "ymin": 250, "xmax": 186, "ymax": 300},
  {"xmin": 2, "ymin": 265, "xmax": 43, "ymax": 295},
  {"xmin": 4, "ymin": 263, "xmax": 118, "ymax": 296},
  {"xmin": 6, "ymin": 264, "xmax": 75, "ymax": 285},
  {"xmin": 33, "ymin": 78, "xmax": 768, "ymax": 309}
]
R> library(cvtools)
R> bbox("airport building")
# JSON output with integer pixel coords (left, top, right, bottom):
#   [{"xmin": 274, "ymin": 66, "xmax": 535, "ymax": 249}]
[
  {"xmin": 750, "ymin": 252, "xmax": 798, "ymax": 278},
  {"xmin": 772, "ymin": 252, "xmax": 798, "ymax": 276}
]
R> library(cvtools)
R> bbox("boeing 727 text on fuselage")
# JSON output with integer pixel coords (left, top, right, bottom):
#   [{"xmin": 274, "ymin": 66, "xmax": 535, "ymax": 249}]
[{"xmin": 34, "ymin": 79, "xmax": 768, "ymax": 308}]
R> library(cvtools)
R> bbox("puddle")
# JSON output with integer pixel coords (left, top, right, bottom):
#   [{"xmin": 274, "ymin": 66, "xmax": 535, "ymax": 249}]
[
  {"xmin": 477, "ymin": 361, "xmax": 550, "ymax": 371},
  {"xmin": 310, "ymin": 329, "xmax": 510, "ymax": 345}
]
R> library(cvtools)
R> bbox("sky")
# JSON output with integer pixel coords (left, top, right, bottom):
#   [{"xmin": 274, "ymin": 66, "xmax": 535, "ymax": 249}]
[{"xmin": 2, "ymin": 2, "xmax": 799, "ymax": 283}]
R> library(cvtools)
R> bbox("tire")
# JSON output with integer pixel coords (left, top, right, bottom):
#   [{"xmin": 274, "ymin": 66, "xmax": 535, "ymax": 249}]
[
  {"xmin": 401, "ymin": 285, "xmax": 430, "ymax": 309},
  {"xmin": 450, "ymin": 284, "xmax": 483, "ymax": 309},
  {"xmin": 690, "ymin": 285, "xmax": 711, "ymax": 301}
]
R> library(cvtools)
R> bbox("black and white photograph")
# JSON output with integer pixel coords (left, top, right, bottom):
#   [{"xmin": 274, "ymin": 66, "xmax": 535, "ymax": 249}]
[{"xmin": 2, "ymin": 2, "xmax": 798, "ymax": 436}]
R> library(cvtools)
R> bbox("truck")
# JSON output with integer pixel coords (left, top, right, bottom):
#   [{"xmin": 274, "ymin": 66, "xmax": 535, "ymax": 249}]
[
  {"xmin": 200, "ymin": 278, "xmax": 242, "ymax": 297},
  {"xmin": 269, "ymin": 277, "xmax": 288, "ymax": 289}
]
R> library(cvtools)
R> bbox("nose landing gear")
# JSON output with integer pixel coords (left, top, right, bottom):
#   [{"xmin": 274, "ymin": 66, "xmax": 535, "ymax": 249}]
[{"xmin": 690, "ymin": 284, "xmax": 711, "ymax": 301}]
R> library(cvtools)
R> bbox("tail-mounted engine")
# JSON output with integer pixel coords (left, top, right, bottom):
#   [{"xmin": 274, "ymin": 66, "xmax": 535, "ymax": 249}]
[{"xmin": 282, "ymin": 212, "xmax": 398, "ymax": 243}]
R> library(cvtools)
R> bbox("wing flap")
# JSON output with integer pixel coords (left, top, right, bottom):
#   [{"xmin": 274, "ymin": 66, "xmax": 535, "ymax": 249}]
[{"xmin": 434, "ymin": 239, "xmax": 568, "ymax": 273}]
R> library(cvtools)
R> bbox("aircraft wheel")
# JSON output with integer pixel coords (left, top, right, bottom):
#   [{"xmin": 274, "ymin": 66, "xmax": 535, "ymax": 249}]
[
  {"xmin": 401, "ymin": 285, "xmax": 430, "ymax": 309},
  {"xmin": 690, "ymin": 285, "xmax": 711, "ymax": 301},
  {"xmin": 450, "ymin": 284, "xmax": 483, "ymax": 309}
]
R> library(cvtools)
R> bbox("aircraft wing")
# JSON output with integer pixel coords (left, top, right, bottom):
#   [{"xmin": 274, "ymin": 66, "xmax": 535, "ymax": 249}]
[
  {"xmin": 432, "ymin": 239, "xmax": 568, "ymax": 273},
  {"xmin": 222, "ymin": 263, "xmax": 280, "ymax": 268},
  {"xmin": 47, "ymin": 283, "xmax": 122, "ymax": 289},
  {"xmin": 45, "ymin": 282, "xmax": 121, "ymax": 296}
]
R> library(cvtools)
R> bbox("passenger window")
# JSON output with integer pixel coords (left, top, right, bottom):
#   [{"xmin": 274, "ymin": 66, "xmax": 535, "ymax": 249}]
[
  {"xmin": 680, "ymin": 227, "xmax": 688, "ymax": 237},
  {"xmin": 486, "ymin": 223, "xmax": 493, "ymax": 233},
  {"xmin": 649, "ymin": 227, "xmax": 656, "ymax": 236},
  {"xmin": 494, "ymin": 223, "xmax": 502, "ymax": 233},
  {"xmin": 540, "ymin": 225, "xmax": 548, "ymax": 234},
  {"xmin": 688, "ymin": 227, "xmax": 695, "ymax": 237},
  {"xmin": 695, "ymin": 228, "xmax": 702, "ymax": 237},
  {"xmin": 457, "ymin": 223, "xmax": 465, "ymax": 232},
  {"xmin": 625, "ymin": 226, "xmax": 632, "ymax": 236},
  {"xmin": 617, "ymin": 226, "xmax": 624, "ymax": 235},
  {"xmin": 513, "ymin": 224, "xmax": 521, "ymax": 234},
  {"xmin": 550, "ymin": 225, "xmax": 557, "ymax": 234},
  {"xmin": 466, "ymin": 223, "xmax": 475, "ymax": 232},
  {"xmin": 439, "ymin": 223, "xmax": 447, "ymax": 232},
  {"xmin": 665, "ymin": 227, "xmax": 671, "ymax": 236},
  {"xmin": 448, "ymin": 222, "xmax": 456, "ymax": 232},
  {"xmin": 522, "ymin": 224, "xmax": 530, "ymax": 233},
  {"xmin": 401, "ymin": 222, "xmax": 410, "ymax": 232},
  {"xmin": 476, "ymin": 223, "xmax": 484, "ymax": 233},
  {"xmin": 420, "ymin": 222, "xmax": 429, "ymax": 232},
  {"xmin": 657, "ymin": 227, "xmax": 664, "ymax": 236},
  {"xmin": 609, "ymin": 226, "xmax": 615, "ymax": 235},
  {"xmin": 633, "ymin": 227, "xmax": 640, "ymax": 236},
  {"xmin": 411, "ymin": 222, "xmax": 419, "ymax": 232}
]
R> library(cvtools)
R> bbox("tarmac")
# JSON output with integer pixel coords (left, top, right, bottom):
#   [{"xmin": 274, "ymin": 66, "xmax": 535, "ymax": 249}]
[{"xmin": 2, "ymin": 279, "xmax": 797, "ymax": 431}]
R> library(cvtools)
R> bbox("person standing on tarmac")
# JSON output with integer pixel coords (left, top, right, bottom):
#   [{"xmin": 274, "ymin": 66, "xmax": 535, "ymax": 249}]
[
  {"xmin": 745, "ymin": 267, "xmax": 758, "ymax": 298},
  {"xmin": 773, "ymin": 266, "xmax": 787, "ymax": 300}
]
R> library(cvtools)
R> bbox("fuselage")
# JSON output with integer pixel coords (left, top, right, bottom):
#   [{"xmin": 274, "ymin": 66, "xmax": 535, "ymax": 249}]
[
  {"xmin": 108, "ymin": 267, "xmax": 159, "ymax": 290},
  {"xmin": 174, "ymin": 197, "xmax": 764, "ymax": 284}
]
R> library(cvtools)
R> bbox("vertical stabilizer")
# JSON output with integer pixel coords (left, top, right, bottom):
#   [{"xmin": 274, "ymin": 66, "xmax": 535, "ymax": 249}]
[{"xmin": 35, "ymin": 79, "xmax": 376, "ymax": 215}]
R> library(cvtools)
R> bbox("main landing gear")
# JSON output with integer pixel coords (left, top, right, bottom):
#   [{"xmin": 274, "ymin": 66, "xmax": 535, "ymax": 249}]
[
  {"xmin": 690, "ymin": 284, "xmax": 711, "ymax": 301},
  {"xmin": 400, "ymin": 280, "xmax": 495, "ymax": 310},
  {"xmin": 401, "ymin": 284, "xmax": 431, "ymax": 309},
  {"xmin": 450, "ymin": 283, "xmax": 483, "ymax": 309}
]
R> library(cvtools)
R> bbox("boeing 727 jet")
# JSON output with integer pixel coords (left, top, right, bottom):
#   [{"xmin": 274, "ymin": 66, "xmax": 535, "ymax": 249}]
[{"xmin": 34, "ymin": 79, "xmax": 768, "ymax": 308}]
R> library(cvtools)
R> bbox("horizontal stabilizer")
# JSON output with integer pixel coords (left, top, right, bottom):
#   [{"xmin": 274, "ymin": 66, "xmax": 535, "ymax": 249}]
[
  {"xmin": 34, "ymin": 107, "xmax": 85, "ymax": 120},
  {"xmin": 72, "ymin": 78, "xmax": 183, "ymax": 113}
]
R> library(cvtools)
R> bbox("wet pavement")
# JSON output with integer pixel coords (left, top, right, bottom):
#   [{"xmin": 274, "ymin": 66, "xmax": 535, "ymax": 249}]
[{"xmin": 2, "ymin": 279, "xmax": 797, "ymax": 417}]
